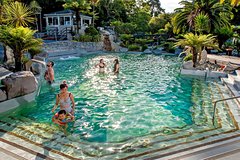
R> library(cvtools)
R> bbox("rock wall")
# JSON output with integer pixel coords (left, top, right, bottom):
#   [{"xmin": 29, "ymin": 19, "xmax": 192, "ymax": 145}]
[{"xmin": 2, "ymin": 71, "xmax": 38, "ymax": 99}]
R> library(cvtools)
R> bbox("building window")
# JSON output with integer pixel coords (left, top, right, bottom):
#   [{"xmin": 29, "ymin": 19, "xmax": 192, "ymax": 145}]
[
  {"xmin": 53, "ymin": 17, "xmax": 58, "ymax": 25},
  {"xmin": 65, "ymin": 17, "xmax": 70, "ymax": 25},
  {"xmin": 60, "ymin": 17, "xmax": 64, "ymax": 25},
  {"xmin": 48, "ymin": 17, "xmax": 52, "ymax": 25}
]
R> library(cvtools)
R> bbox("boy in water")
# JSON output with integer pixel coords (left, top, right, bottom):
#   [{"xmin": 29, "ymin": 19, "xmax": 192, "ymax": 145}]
[{"xmin": 52, "ymin": 110, "xmax": 74, "ymax": 134}]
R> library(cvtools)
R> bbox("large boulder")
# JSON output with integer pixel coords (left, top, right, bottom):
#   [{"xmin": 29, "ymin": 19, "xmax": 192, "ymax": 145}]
[
  {"xmin": 0, "ymin": 89, "xmax": 7, "ymax": 102},
  {"xmin": 2, "ymin": 71, "xmax": 38, "ymax": 99}
]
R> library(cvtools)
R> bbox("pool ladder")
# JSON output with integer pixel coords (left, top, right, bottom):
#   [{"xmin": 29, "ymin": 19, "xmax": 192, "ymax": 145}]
[{"xmin": 212, "ymin": 95, "xmax": 240, "ymax": 125}]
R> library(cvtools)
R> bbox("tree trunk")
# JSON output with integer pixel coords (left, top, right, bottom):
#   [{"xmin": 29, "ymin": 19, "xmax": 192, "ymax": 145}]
[
  {"xmin": 75, "ymin": 10, "xmax": 80, "ymax": 33},
  {"xmin": 192, "ymin": 47, "xmax": 197, "ymax": 68},
  {"xmin": 14, "ymin": 52, "xmax": 22, "ymax": 71},
  {"xmin": 92, "ymin": 5, "xmax": 95, "ymax": 26},
  {"xmin": 3, "ymin": 45, "xmax": 7, "ymax": 62}
]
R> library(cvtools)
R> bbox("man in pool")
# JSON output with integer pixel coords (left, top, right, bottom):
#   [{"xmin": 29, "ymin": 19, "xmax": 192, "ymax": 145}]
[
  {"xmin": 45, "ymin": 61, "xmax": 55, "ymax": 84},
  {"xmin": 52, "ymin": 110, "xmax": 74, "ymax": 134}
]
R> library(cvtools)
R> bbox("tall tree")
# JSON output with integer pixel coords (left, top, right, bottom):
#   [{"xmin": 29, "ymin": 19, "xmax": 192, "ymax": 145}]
[
  {"xmin": 88, "ymin": 0, "xmax": 98, "ymax": 26},
  {"xmin": 148, "ymin": 0, "xmax": 165, "ymax": 17},
  {"xmin": 173, "ymin": 0, "xmax": 233, "ymax": 34},
  {"xmin": 60, "ymin": 0, "xmax": 91, "ymax": 33},
  {"xmin": 220, "ymin": 0, "xmax": 240, "ymax": 6},
  {"xmin": 29, "ymin": 0, "xmax": 42, "ymax": 31}
]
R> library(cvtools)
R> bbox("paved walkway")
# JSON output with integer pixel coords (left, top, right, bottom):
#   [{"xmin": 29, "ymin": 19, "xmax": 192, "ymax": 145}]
[{"xmin": 208, "ymin": 54, "xmax": 240, "ymax": 65}]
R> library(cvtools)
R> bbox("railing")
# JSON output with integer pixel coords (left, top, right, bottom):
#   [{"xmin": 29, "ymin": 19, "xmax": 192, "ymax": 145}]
[{"xmin": 212, "ymin": 96, "xmax": 240, "ymax": 125}]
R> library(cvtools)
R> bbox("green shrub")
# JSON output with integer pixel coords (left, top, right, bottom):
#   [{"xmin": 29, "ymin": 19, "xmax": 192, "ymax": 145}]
[
  {"xmin": 161, "ymin": 42, "xmax": 176, "ymax": 53},
  {"xmin": 141, "ymin": 45, "xmax": 148, "ymax": 51},
  {"xmin": 28, "ymin": 47, "xmax": 42, "ymax": 59},
  {"xmin": 184, "ymin": 54, "xmax": 192, "ymax": 61},
  {"xmin": 135, "ymin": 38, "xmax": 148, "ymax": 45},
  {"xmin": 85, "ymin": 26, "xmax": 99, "ymax": 36},
  {"xmin": 128, "ymin": 44, "xmax": 140, "ymax": 51},
  {"xmin": 120, "ymin": 34, "xmax": 133, "ymax": 46}
]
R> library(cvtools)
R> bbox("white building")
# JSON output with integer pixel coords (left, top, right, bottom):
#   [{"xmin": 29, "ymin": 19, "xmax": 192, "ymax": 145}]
[{"xmin": 44, "ymin": 9, "xmax": 92, "ymax": 34}]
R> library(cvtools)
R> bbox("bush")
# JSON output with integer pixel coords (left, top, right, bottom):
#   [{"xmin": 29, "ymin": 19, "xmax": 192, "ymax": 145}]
[
  {"xmin": 141, "ymin": 45, "xmax": 148, "ymax": 51},
  {"xmin": 128, "ymin": 44, "xmax": 140, "ymax": 51},
  {"xmin": 135, "ymin": 38, "xmax": 148, "ymax": 45},
  {"xmin": 161, "ymin": 42, "xmax": 176, "ymax": 53},
  {"xmin": 85, "ymin": 26, "xmax": 99, "ymax": 36},
  {"xmin": 184, "ymin": 54, "xmax": 192, "ymax": 61},
  {"xmin": 28, "ymin": 47, "xmax": 42, "ymax": 59},
  {"xmin": 120, "ymin": 34, "xmax": 133, "ymax": 46}
]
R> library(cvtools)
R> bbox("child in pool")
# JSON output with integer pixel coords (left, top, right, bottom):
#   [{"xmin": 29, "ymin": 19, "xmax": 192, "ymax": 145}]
[{"xmin": 52, "ymin": 110, "xmax": 74, "ymax": 134}]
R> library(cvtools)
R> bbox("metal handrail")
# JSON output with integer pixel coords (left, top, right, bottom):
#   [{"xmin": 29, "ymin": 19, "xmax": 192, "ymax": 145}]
[{"xmin": 212, "ymin": 96, "xmax": 240, "ymax": 125}]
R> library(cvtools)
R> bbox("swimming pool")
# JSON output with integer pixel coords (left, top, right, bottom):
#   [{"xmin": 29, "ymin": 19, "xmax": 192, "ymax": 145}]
[{"xmin": 0, "ymin": 53, "xmax": 238, "ymax": 159}]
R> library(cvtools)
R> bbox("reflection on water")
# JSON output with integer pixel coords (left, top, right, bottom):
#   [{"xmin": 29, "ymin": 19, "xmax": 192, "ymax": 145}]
[{"xmin": 0, "ymin": 54, "xmax": 214, "ymax": 143}]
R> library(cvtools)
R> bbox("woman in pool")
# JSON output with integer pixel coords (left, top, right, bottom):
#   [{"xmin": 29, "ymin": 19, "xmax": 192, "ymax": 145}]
[
  {"xmin": 52, "ymin": 83, "xmax": 75, "ymax": 115},
  {"xmin": 95, "ymin": 59, "xmax": 106, "ymax": 73},
  {"xmin": 113, "ymin": 59, "xmax": 120, "ymax": 75}
]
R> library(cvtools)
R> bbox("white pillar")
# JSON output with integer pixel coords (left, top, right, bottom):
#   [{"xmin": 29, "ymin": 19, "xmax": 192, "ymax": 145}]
[
  {"xmin": 57, "ymin": 16, "xmax": 60, "ymax": 30},
  {"xmin": 89, "ymin": 18, "xmax": 92, "ymax": 25},
  {"xmin": 80, "ymin": 16, "xmax": 83, "ymax": 29},
  {"xmin": 46, "ymin": 17, "xmax": 49, "ymax": 27}
]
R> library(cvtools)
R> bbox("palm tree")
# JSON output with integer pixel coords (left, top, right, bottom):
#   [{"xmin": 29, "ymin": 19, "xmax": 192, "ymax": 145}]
[
  {"xmin": 60, "ymin": 0, "xmax": 91, "ymax": 33},
  {"xmin": 220, "ymin": 0, "xmax": 240, "ymax": 6},
  {"xmin": 175, "ymin": 33, "xmax": 219, "ymax": 67},
  {"xmin": 173, "ymin": 0, "xmax": 233, "ymax": 34},
  {"xmin": 29, "ymin": 0, "xmax": 42, "ymax": 32},
  {"xmin": 194, "ymin": 13, "xmax": 210, "ymax": 34},
  {"xmin": 3, "ymin": 1, "xmax": 35, "ymax": 27},
  {"xmin": 0, "ymin": 26, "xmax": 42, "ymax": 71},
  {"xmin": 88, "ymin": 0, "xmax": 98, "ymax": 26}
]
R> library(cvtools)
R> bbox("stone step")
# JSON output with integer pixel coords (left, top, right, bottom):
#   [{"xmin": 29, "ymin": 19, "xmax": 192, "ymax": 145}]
[
  {"xmin": 153, "ymin": 133, "xmax": 240, "ymax": 160},
  {"xmin": 236, "ymin": 70, "xmax": 240, "ymax": 77},
  {"xmin": 0, "ymin": 115, "xmax": 235, "ymax": 160},
  {"xmin": 0, "ymin": 130, "xmax": 71, "ymax": 160},
  {"xmin": 228, "ymin": 74, "xmax": 240, "ymax": 89}
]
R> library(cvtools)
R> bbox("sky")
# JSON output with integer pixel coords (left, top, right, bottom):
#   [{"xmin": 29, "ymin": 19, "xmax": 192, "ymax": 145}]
[{"xmin": 161, "ymin": 0, "xmax": 182, "ymax": 13}]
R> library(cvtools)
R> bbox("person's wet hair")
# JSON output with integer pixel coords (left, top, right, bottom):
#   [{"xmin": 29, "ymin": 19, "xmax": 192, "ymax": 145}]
[
  {"xmin": 58, "ymin": 110, "xmax": 66, "ymax": 115},
  {"xmin": 114, "ymin": 59, "xmax": 119, "ymax": 64},
  {"xmin": 50, "ymin": 61, "xmax": 54, "ymax": 66},
  {"xmin": 100, "ymin": 59, "xmax": 103, "ymax": 62},
  {"xmin": 60, "ymin": 83, "xmax": 68, "ymax": 89}
]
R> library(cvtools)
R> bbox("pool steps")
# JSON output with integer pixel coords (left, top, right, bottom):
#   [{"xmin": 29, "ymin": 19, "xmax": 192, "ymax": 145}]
[{"xmin": 0, "ymin": 82, "xmax": 239, "ymax": 159}]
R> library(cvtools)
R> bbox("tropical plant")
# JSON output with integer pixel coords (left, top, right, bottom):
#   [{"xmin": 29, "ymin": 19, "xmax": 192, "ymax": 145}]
[
  {"xmin": 173, "ymin": 0, "xmax": 233, "ymax": 34},
  {"xmin": 60, "ymin": 0, "xmax": 91, "ymax": 33},
  {"xmin": 88, "ymin": 0, "xmax": 98, "ymax": 26},
  {"xmin": 214, "ymin": 26, "xmax": 234, "ymax": 49},
  {"xmin": 128, "ymin": 44, "xmax": 140, "ymax": 51},
  {"xmin": 3, "ymin": 1, "xmax": 34, "ymax": 27},
  {"xmin": 175, "ymin": 33, "xmax": 219, "ymax": 67},
  {"xmin": 28, "ymin": 46, "xmax": 42, "ymax": 59},
  {"xmin": 0, "ymin": 26, "xmax": 42, "ymax": 71},
  {"xmin": 220, "ymin": 0, "xmax": 240, "ymax": 6},
  {"xmin": 194, "ymin": 13, "xmax": 210, "ymax": 34},
  {"xmin": 85, "ymin": 26, "xmax": 99, "ymax": 36},
  {"xmin": 29, "ymin": 0, "xmax": 42, "ymax": 31}
]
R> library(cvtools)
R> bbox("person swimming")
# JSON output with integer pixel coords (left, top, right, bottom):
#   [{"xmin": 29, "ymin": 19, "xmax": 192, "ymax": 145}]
[
  {"xmin": 52, "ymin": 83, "xmax": 75, "ymax": 115},
  {"xmin": 95, "ymin": 59, "xmax": 106, "ymax": 73},
  {"xmin": 113, "ymin": 59, "xmax": 120, "ymax": 75},
  {"xmin": 52, "ymin": 110, "xmax": 74, "ymax": 134}
]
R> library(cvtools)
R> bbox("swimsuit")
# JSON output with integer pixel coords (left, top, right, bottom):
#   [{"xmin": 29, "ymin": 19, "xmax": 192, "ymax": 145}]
[{"xmin": 58, "ymin": 93, "xmax": 72, "ymax": 113}]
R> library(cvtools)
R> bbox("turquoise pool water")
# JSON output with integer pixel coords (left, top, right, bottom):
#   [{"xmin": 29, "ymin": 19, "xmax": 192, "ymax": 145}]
[
  {"xmin": 0, "ymin": 53, "xmax": 237, "ymax": 159},
  {"xmin": 3, "ymin": 54, "xmax": 212, "ymax": 138}
]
